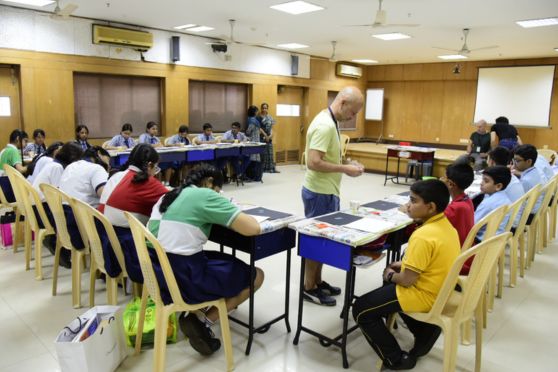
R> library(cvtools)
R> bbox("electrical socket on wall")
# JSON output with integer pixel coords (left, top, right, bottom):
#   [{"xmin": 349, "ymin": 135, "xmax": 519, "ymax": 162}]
[
  {"xmin": 459, "ymin": 138, "xmax": 469, "ymax": 144},
  {"xmin": 388, "ymin": 134, "xmax": 394, "ymax": 138}
]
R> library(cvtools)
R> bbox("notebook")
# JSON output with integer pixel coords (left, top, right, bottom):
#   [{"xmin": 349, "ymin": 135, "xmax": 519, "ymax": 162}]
[
  {"xmin": 361, "ymin": 200, "xmax": 400, "ymax": 211},
  {"xmin": 317, "ymin": 212, "xmax": 362, "ymax": 226},
  {"xmin": 243, "ymin": 207, "xmax": 292, "ymax": 221}
]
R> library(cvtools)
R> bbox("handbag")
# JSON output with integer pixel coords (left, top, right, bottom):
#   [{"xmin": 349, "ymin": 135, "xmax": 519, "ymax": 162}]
[
  {"xmin": 0, "ymin": 212, "xmax": 16, "ymax": 248},
  {"xmin": 123, "ymin": 296, "xmax": 177, "ymax": 347},
  {"xmin": 54, "ymin": 306, "xmax": 127, "ymax": 372}
]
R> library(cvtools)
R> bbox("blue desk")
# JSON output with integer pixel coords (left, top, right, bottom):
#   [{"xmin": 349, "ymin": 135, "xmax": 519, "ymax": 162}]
[
  {"xmin": 186, "ymin": 148, "xmax": 214, "ymax": 162},
  {"xmin": 209, "ymin": 223, "xmax": 296, "ymax": 355},
  {"xmin": 214, "ymin": 146, "xmax": 240, "ymax": 158},
  {"xmin": 241, "ymin": 145, "xmax": 265, "ymax": 156}
]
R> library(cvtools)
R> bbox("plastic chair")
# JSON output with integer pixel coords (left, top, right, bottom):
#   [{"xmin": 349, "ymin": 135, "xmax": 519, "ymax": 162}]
[
  {"xmin": 542, "ymin": 173, "xmax": 558, "ymax": 248},
  {"xmin": 381, "ymin": 233, "xmax": 510, "ymax": 372},
  {"xmin": 537, "ymin": 148, "xmax": 557, "ymax": 165},
  {"xmin": 525, "ymin": 178, "xmax": 556, "ymax": 268},
  {"xmin": 163, "ymin": 137, "xmax": 172, "ymax": 146},
  {"xmin": 124, "ymin": 212, "xmax": 234, "ymax": 371},
  {"xmin": 39, "ymin": 183, "xmax": 90, "ymax": 308},
  {"xmin": 548, "ymin": 174, "xmax": 558, "ymax": 241},
  {"xmin": 101, "ymin": 140, "xmax": 111, "ymax": 149},
  {"xmin": 4, "ymin": 166, "xmax": 57, "ymax": 280},
  {"xmin": 0, "ymin": 174, "xmax": 24, "ymax": 253},
  {"xmin": 70, "ymin": 197, "xmax": 141, "ymax": 306}
]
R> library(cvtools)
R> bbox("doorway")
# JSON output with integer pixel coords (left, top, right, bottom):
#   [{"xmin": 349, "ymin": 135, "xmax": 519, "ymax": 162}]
[
  {"xmin": 275, "ymin": 85, "xmax": 305, "ymax": 164},
  {"xmin": 0, "ymin": 65, "xmax": 22, "ymax": 142}
]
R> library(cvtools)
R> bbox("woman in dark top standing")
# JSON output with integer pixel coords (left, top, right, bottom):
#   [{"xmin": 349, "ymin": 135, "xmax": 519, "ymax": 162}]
[{"xmin": 490, "ymin": 116, "xmax": 522, "ymax": 150}]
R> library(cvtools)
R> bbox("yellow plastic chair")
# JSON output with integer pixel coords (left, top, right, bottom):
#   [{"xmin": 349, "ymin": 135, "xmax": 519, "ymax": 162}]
[
  {"xmin": 70, "ymin": 197, "xmax": 141, "ymax": 306},
  {"xmin": 525, "ymin": 178, "xmax": 556, "ymax": 268},
  {"xmin": 0, "ymin": 175, "xmax": 24, "ymax": 253},
  {"xmin": 39, "ymin": 183, "xmax": 90, "ymax": 308},
  {"xmin": 163, "ymin": 137, "xmax": 173, "ymax": 146},
  {"xmin": 381, "ymin": 233, "xmax": 510, "ymax": 372},
  {"xmin": 537, "ymin": 148, "xmax": 557, "ymax": 165},
  {"xmin": 4, "ymin": 166, "xmax": 57, "ymax": 280},
  {"xmin": 124, "ymin": 212, "xmax": 234, "ymax": 371},
  {"xmin": 101, "ymin": 140, "xmax": 111, "ymax": 149},
  {"xmin": 549, "ymin": 174, "xmax": 558, "ymax": 241},
  {"xmin": 542, "ymin": 174, "xmax": 558, "ymax": 248}
]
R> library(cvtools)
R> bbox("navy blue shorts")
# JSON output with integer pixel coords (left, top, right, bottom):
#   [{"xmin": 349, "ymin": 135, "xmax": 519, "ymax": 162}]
[
  {"xmin": 62, "ymin": 205, "xmax": 85, "ymax": 250},
  {"xmin": 301, "ymin": 186, "xmax": 340, "ymax": 218},
  {"xmin": 113, "ymin": 226, "xmax": 143, "ymax": 283}
]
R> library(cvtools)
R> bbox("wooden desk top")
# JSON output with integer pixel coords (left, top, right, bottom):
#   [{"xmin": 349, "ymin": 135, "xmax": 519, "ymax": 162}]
[{"xmin": 346, "ymin": 143, "xmax": 465, "ymax": 163}]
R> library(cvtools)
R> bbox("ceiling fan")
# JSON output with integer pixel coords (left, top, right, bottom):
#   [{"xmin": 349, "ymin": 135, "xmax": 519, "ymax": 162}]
[
  {"xmin": 344, "ymin": 0, "xmax": 419, "ymax": 28},
  {"xmin": 433, "ymin": 28, "xmax": 498, "ymax": 55},
  {"xmin": 50, "ymin": 0, "xmax": 78, "ymax": 19}
]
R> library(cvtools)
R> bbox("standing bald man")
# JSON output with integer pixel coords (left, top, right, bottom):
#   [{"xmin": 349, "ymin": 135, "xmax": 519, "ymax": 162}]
[
  {"xmin": 467, "ymin": 119, "xmax": 491, "ymax": 170},
  {"xmin": 301, "ymin": 86, "xmax": 365, "ymax": 306}
]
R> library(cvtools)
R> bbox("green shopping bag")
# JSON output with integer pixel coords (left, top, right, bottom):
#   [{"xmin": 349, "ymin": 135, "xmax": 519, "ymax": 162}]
[{"xmin": 123, "ymin": 296, "xmax": 177, "ymax": 347}]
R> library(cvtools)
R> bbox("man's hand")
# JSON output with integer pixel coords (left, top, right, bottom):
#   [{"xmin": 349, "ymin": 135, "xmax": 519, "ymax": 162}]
[{"xmin": 343, "ymin": 164, "xmax": 364, "ymax": 177}]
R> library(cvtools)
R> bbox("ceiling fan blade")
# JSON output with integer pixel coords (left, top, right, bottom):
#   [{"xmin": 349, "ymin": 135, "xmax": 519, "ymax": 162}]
[
  {"xmin": 432, "ymin": 46, "xmax": 459, "ymax": 52},
  {"xmin": 382, "ymin": 23, "xmax": 420, "ymax": 27},
  {"xmin": 470, "ymin": 45, "xmax": 499, "ymax": 51},
  {"xmin": 59, "ymin": 3, "xmax": 77, "ymax": 17},
  {"xmin": 342, "ymin": 24, "xmax": 375, "ymax": 27}
]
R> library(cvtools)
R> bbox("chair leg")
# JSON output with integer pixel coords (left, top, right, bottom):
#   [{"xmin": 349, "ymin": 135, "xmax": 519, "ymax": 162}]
[
  {"xmin": 12, "ymin": 209, "xmax": 21, "ymax": 253},
  {"xmin": 497, "ymin": 253, "xmax": 504, "ymax": 298},
  {"xmin": 35, "ymin": 230, "xmax": 46, "ymax": 281},
  {"xmin": 509, "ymin": 238, "xmax": 517, "ymax": 287},
  {"xmin": 216, "ymin": 299, "xmax": 235, "ymax": 372},
  {"xmin": 518, "ymin": 232, "xmax": 525, "ymax": 278},
  {"xmin": 461, "ymin": 320, "xmax": 471, "ymax": 346},
  {"xmin": 24, "ymin": 222, "xmax": 32, "ymax": 271},
  {"xmin": 153, "ymin": 306, "xmax": 169, "ymax": 372},
  {"xmin": 474, "ymin": 305, "xmax": 483, "ymax": 372},
  {"xmin": 542, "ymin": 213, "xmax": 548, "ymax": 249},
  {"xmin": 72, "ymin": 250, "xmax": 83, "ymax": 309},
  {"xmin": 89, "ymin": 259, "xmax": 97, "ymax": 308},
  {"xmin": 442, "ymin": 323, "xmax": 459, "ymax": 372},
  {"xmin": 135, "ymin": 287, "xmax": 149, "ymax": 355},
  {"xmin": 52, "ymin": 241, "xmax": 62, "ymax": 296},
  {"xmin": 487, "ymin": 266, "xmax": 496, "ymax": 311},
  {"xmin": 107, "ymin": 277, "xmax": 118, "ymax": 305},
  {"xmin": 132, "ymin": 282, "xmax": 143, "ymax": 298}
]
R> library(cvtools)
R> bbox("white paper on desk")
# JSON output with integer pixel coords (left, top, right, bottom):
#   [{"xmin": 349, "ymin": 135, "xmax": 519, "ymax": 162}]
[
  {"xmin": 251, "ymin": 215, "xmax": 270, "ymax": 223},
  {"xmin": 345, "ymin": 218, "xmax": 395, "ymax": 234}
]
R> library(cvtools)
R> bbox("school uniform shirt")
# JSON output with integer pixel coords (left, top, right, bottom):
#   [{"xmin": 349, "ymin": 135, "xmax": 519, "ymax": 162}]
[
  {"xmin": 23, "ymin": 143, "xmax": 46, "ymax": 156},
  {"xmin": 99, "ymin": 166, "xmax": 168, "ymax": 227},
  {"xmin": 223, "ymin": 130, "xmax": 246, "ymax": 142},
  {"xmin": 506, "ymin": 174, "xmax": 524, "ymax": 203},
  {"xmin": 32, "ymin": 161, "xmax": 64, "ymax": 201},
  {"xmin": 166, "ymin": 134, "xmax": 190, "ymax": 145},
  {"xmin": 474, "ymin": 190, "xmax": 511, "ymax": 241},
  {"xmin": 519, "ymin": 166, "xmax": 544, "ymax": 214},
  {"xmin": 396, "ymin": 213, "xmax": 460, "ymax": 313},
  {"xmin": 0, "ymin": 144, "xmax": 22, "ymax": 172},
  {"xmin": 138, "ymin": 133, "xmax": 160, "ymax": 146},
  {"xmin": 195, "ymin": 133, "xmax": 216, "ymax": 143},
  {"xmin": 148, "ymin": 186, "xmax": 241, "ymax": 256},
  {"xmin": 75, "ymin": 139, "xmax": 91, "ymax": 151},
  {"xmin": 27, "ymin": 155, "xmax": 53, "ymax": 184},
  {"xmin": 534, "ymin": 156, "xmax": 554, "ymax": 183},
  {"xmin": 444, "ymin": 193, "xmax": 474, "ymax": 247},
  {"xmin": 59, "ymin": 160, "xmax": 108, "ymax": 208},
  {"xmin": 108, "ymin": 134, "xmax": 136, "ymax": 149}
]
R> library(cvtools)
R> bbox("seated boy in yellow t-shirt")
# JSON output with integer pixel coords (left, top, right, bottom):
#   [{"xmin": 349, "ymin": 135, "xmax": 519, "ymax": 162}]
[{"xmin": 352, "ymin": 179, "xmax": 460, "ymax": 370}]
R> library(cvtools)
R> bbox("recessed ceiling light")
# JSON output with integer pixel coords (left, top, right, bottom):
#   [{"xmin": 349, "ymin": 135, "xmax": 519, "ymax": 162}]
[
  {"xmin": 185, "ymin": 26, "xmax": 214, "ymax": 32},
  {"xmin": 277, "ymin": 43, "xmax": 309, "ymax": 49},
  {"xmin": 270, "ymin": 1, "xmax": 324, "ymax": 15},
  {"xmin": 437, "ymin": 55, "xmax": 468, "ymax": 60},
  {"xmin": 174, "ymin": 24, "xmax": 197, "ymax": 30},
  {"xmin": 352, "ymin": 59, "xmax": 378, "ymax": 64},
  {"xmin": 3, "ymin": 0, "xmax": 54, "ymax": 6},
  {"xmin": 516, "ymin": 17, "xmax": 558, "ymax": 28},
  {"xmin": 372, "ymin": 33, "xmax": 411, "ymax": 41}
]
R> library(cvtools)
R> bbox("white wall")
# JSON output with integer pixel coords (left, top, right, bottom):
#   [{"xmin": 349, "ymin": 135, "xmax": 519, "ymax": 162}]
[{"xmin": 0, "ymin": 6, "xmax": 310, "ymax": 78}]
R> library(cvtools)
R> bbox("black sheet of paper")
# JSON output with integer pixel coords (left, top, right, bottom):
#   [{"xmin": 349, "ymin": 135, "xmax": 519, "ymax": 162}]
[
  {"xmin": 317, "ymin": 212, "xmax": 362, "ymax": 226},
  {"xmin": 243, "ymin": 207, "xmax": 292, "ymax": 221},
  {"xmin": 361, "ymin": 200, "xmax": 400, "ymax": 211}
]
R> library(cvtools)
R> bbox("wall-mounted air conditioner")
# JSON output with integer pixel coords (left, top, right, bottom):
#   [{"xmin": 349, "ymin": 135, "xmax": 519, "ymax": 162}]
[
  {"xmin": 92, "ymin": 25, "xmax": 153, "ymax": 51},
  {"xmin": 336, "ymin": 63, "xmax": 363, "ymax": 79}
]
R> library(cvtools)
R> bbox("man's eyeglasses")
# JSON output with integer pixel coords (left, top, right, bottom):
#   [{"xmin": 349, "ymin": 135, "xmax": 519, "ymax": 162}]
[{"xmin": 512, "ymin": 158, "xmax": 525, "ymax": 163}]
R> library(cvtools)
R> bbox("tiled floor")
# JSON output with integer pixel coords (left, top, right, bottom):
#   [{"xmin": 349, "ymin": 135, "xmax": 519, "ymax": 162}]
[{"xmin": 1, "ymin": 165, "xmax": 556, "ymax": 371}]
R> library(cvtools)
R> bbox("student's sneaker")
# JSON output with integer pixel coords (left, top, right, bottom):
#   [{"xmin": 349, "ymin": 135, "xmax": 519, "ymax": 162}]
[
  {"xmin": 317, "ymin": 281, "xmax": 342, "ymax": 296},
  {"xmin": 303, "ymin": 288, "xmax": 336, "ymax": 306},
  {"xmin": 386, "ymin": 352, "xmax": 417, "ymax": 370},
  {"xmin": 179, "ymin": 313, "xmax": 221, "ymax": 356}
]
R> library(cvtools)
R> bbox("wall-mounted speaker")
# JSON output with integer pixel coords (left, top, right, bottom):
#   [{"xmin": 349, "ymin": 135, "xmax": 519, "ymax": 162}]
[
  {"xmin": 171, "ymin": 36, "xmax": 180, "ymax": 62},
  {"xmin": 291, "ymin": 55, "xmax": 299, "ymax": 76}
]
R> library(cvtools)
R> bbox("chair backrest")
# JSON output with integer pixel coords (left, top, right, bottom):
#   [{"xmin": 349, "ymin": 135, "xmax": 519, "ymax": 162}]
[
  {"xmin": 549, "ymin": 174, "xmax": 558, "ymax": 210},
  {"xmin": 340, "ymin": 134, "xmax": 350, "ymax": 158},
  {"xmin": 535, "ymin": 177, "xmax": 557, "ymax": 217},
  {"xmin": 101, "ymin": 140, "xmax": 111, "ymax": 149},
  {"xmin": 427, "ymin": 233, "xmax": 510, "ymax": 322},
  {"xmin": 461, "ymin": 204, "xmax": 507, "ymax": 251},
  {"xmin": 70, "ymin": 197, "xmax": 127, "ymax": 278},
  {"xmin": 503, "ymin": 190, "xmax": 530, "ymax": 233},
  {"xmin": 537, "ymin": 148, "xmax": 557, "ymax": 165},
  {"xmin": 2, "ymin": 165, "xmax": 25, "ymax": 214},
  {"xmin": 125, "ymin": 211, "xmax": 186, "ymax": 307},
  {"xmin": 163, "ymin": 137, "xmax": 172, "ymax": 146},
  {"xmin": 514, "ymin": 184, "xmax": 542, "ymax": 234},
  {"xmin": 16, "ymin": 170, "xmax": 55, "ymax": 233},
  {"xmin": 39, "ymin": 183, "xmax": 86, "ymax": 251}
]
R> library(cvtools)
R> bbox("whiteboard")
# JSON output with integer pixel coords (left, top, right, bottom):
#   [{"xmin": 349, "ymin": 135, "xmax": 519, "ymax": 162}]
[
  {"xmin": 365, "ymin": 88, "xmax": 384, "ymax": 121},
  {"xmin": 474, "ymin": 66, "xmax": 555, "ymax": 127}
]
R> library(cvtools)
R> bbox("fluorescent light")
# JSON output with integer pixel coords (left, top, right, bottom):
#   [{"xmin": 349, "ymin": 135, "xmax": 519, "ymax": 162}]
[
  {"xmin": 270, "ymin": 1, "xmax": 324, "ymax": 15},
  {"xmin": 437, "ymin": 55, "xmax": 468, "ymax": 60},
  {"xmin": 186, "ymin": 26, "xmax": 214, "ymax": 32},
  {"xmin": 352, "ymin": 59, "xmax": 378, "ymax": 64},
  {"xmin": 372, "ymin": 33, "xmax": 411, "ymax": 41},
  {"xmin": 277, "ymin": 43, "xmax": 309, "ymax": 49},
  {"xmin": 555, "ymin": 48, "xmax": 558, "ymax": 52},
  {"xmin": 516, "ymin": 17, "xmax": 558, "ymax": 28},
  {"xmin": 174, "ymin": 24, "xmax": 197, "ymax": 30},
  {"xmin": 4, "ymin": 0, "xmax": 54, "ymax": 6}
]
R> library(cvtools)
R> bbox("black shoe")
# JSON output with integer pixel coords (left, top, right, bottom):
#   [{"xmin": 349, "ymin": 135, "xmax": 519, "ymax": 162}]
[
  {"xmin": 58, "ymin": 250, "xmax": 72, "ymax": 269},
  {"xmin": 272, "ymin": 169, "xmax": 280, "ymax": 173},
  {"xmin": 43, "ymin": 235, "xmax": 57, "ymax": 255},
  {"xmin": 409, "ymin": 327, "xmax": 442, "ymax": 358},
  {"xmin": 387, "ymin": 352, "xmax": 416, "ymax": 370},
  {"xmin": 302, "ymin": 288, "xmax": 336, "ymax": 306},
  {"xmin": 317, "ymin": 281, "xmax": 341, "ymax": 296},
  {"xmin": 179, "ymin": 313, "xmax": 221, "ymax": 356}
]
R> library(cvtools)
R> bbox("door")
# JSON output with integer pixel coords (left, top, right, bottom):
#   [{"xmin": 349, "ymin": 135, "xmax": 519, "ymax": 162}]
[
  {"xmin": 275, "ymin": 86, "xmax": 305, "ymax": 164},
  {"xmin": 0, "ymin": 65, "xmax": 22, "ymax": 142}
]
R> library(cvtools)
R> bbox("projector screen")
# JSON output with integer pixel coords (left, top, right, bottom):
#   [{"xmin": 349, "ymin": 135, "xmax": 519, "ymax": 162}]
[
  {"xmin": 473, "ymin": 65, "xmax": 555, "ymax": 128},
  {"xmin": 365, "ymin": 88, "xmax": 384, "ymax": 121}
]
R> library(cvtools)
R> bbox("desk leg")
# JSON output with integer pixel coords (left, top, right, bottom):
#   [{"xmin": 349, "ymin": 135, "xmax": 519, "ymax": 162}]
[
  {"xmin": 395, "ymin": 157, "xmax": 401, "ymax": 184},
  {"xmin": 384, "ymin": 154, "xmax": 389, "ymax": 186},
  {"xmin": 340, "ymin": 267, "xmax": 354, "ymax": 369},
  {"xmin": 284, "ymin": 247, "xmax": 292, "ymax": 332},
  {"xmin": 293, "ymin": 257, "xmax": 306, "ymax": 345},
  {"xmin": 245, "ymin": 254, "xmax": 256, "ymax": 355}
]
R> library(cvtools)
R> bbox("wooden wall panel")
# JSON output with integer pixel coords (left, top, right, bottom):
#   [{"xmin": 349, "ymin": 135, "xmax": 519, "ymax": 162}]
[{"xmin": 164, "ymin": 76, "xmax": 188, "ymax": 136}]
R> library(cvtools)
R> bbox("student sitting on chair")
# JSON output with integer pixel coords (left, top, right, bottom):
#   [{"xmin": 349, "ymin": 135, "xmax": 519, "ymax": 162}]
[
  {"xmin": 487, "ymin": 147, "xmax": 524, "ymax": 203},
  {"xmin": 166, "ymin": 125, "xmax": 190, "ymax": 146},
  {"xmin": 512, "ymin": 145, "xmax": 545, "ymax": 224},
  {"xmin": 74, "ymin": 125, "xmax": 91, "ymax": 151},
  {"xmin": 442, "ymin": 163, "xmax": 475, "ymax": 247},
  {"xmin": 221, "ymin": 122, "xmax": 249, "ymax": 181},
  {"xmin": 23, "ymin": 128, "xmax": 47, "ymax": 157},
  {"xmin": 352, "ymin": 179, "xmax": 460, "ymax": 370},
  {"xmin": 107, "ymin": 123, "xmax": 136, "ymax": 150},
  {"xmin": 0, "ymin": 129, "xmax": 28, "ymax": 175},
  {"xmin": 138, "ymin": 121, "xmax": 163, "ymax": 148},
  {"xmin": 99, "ymin": 144, "xmax": 168, "ymax": 282},
  {"xmin": 148, "ymin": 164, "xmax": 265, "ymax": 356},
  {"xmin": 27, "ymin": 141, "xmax": 63, "ymax": 183},
  {"xmin": 193, "ymin": 123, "xmax": 217, "ymax": 145}
]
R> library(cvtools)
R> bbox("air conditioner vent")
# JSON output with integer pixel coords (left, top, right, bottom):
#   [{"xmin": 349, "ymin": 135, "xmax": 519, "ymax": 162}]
[
  {"xmin": 92, "ymin": 24, "xmax": 153, "ymax": 51},
  {"xmin": 336, "ymin": 63, "xmax": 363, "ymax": 79}
]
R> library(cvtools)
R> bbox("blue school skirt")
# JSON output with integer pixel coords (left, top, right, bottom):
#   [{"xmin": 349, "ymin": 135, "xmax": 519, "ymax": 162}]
[
  {"xmin": 156, "ymin": 250, "xmax": 253, "ymax": 305},
  {"xmin": 112, "ymin": 226, "xmax": 143, "ymax": 284},
  {"xmin": 62, "ymin": 205, "xmax": 85, "ymax": 250}
]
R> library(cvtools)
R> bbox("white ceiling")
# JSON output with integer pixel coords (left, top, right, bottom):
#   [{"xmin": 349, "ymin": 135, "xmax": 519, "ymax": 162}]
[{"xmin": 2, "ymin": 0, "xmax": 558, "ymax": 64}]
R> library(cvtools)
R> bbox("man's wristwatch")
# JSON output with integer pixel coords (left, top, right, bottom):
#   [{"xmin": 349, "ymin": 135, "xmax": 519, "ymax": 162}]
[{"xmin": 387, "ymin": 271, "xmax": 395, "ymax": 283}]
